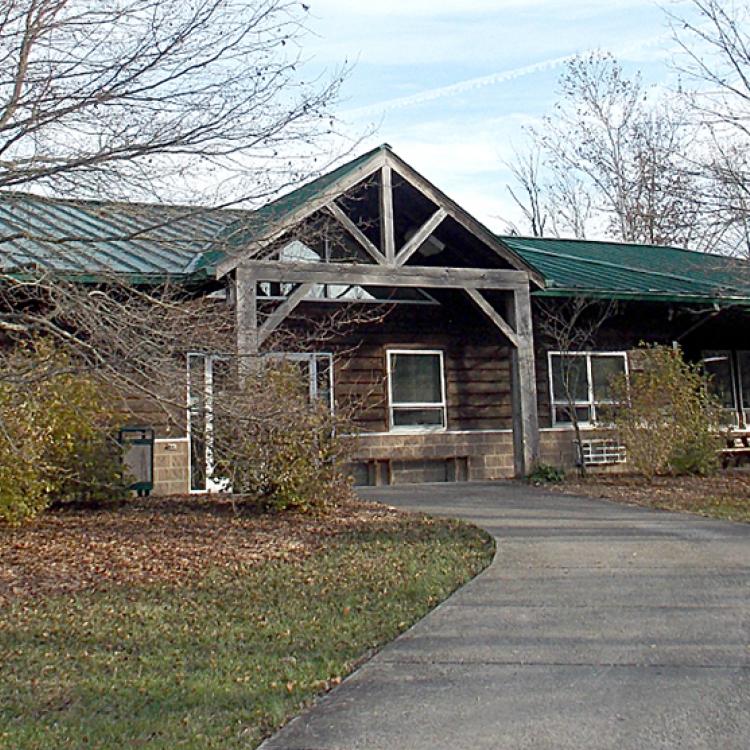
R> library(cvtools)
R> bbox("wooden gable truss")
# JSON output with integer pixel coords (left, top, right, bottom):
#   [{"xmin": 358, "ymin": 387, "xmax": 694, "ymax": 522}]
[{"xmin": 222, "ymin": 146, "xmax": 542, "ymax": 475}]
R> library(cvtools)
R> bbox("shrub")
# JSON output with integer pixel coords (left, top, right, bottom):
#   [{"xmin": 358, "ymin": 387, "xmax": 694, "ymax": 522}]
[
  {"xmin": 212, "ymin": 360, "xmax": 352, "ymax": 512},
  {"xmin": 611, "ymin": 344, "xmax": 722, "ymax": 481},
  {"xmin": 527, "ymin": 463, "xmax": 565, "ymax": 484},
  {"xmin": 0, "ymin": 342, "xmax": 129, "ymax": 524}
]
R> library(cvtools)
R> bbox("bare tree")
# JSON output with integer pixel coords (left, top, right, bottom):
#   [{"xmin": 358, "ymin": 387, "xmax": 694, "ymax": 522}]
[
  {"xmin": 0, "ymin": 0, "xmax": 345, "ymax": 205},
  {"xmin": 536, "ymin": 296, "xmax": 618, "ymax": 476},
  {"xmin": 668, "ymin": 0, "xmax": 750, "ymax": 255},
  {"xmin": 507, "ymin": 52, "xmax": 715, "ymax": 248},
  {"xmin": 504, "ymin": 146, "xmax": 549, "ymax": 237},
  {"xmin": 0, "ymin": 0, "xmax": 356, "ymax": 391}
]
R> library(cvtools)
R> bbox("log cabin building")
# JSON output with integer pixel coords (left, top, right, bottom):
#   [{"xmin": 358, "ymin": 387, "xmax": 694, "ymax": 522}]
[{"xmin": 3, "ymin": 144, "xmax": 750, "ymax": 493}]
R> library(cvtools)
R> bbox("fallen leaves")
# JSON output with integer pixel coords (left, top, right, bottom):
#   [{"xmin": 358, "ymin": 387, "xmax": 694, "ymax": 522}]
[
  {"xmin": 560, "ymin": 469, "xmax": 750, "ymax": 522},
  {"xmin": 0, "ymin": 494, "xmax": 404, "ymax": 604}
]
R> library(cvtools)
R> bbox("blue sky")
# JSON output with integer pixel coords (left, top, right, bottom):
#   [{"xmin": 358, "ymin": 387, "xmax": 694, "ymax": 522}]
[{"xmin": 301, "ymin": 0, "xmax": 685, "ymax": 231}]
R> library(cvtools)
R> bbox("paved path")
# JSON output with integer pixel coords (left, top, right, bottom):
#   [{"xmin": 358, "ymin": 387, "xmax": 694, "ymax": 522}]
[{"xmin": 260, "ymin": 482, "xmax": 750, "ymax": 749}]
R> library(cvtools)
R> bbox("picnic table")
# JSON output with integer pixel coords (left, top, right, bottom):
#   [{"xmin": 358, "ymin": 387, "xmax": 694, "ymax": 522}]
[{"xmin": 719, "ymin": 431, "xmax": 750, "ymax": 468}]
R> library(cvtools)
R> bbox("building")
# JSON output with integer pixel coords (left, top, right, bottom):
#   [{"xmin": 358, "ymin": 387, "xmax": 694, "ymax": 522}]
[{"xmin": 3, "ymin": 144, "xmax": 750, "ymax": 492}]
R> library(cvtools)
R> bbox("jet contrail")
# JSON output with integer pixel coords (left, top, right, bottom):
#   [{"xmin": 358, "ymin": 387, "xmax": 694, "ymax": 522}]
[{"xmin": 342, "ymin": 54, "xmax": 577, "ymax": 119}]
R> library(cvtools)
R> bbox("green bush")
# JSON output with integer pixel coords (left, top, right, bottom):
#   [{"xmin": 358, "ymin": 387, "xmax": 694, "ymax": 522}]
[
  {"xmin": 213, "ymin": 361, "xmax": 352, "ymax": 512},
  {"xmin": 527, "ymin": 463, "xmax": 565, "ymax": 484},
  {"xmin": 0, "ymin": 342, "xmax": 129, "ymax": 525},
  {"xmin": 611, "ymin": 344, "xmax": 721, "ymax": 481}
]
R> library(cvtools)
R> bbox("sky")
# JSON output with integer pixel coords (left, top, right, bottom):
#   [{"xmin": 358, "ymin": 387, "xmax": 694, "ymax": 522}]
[{"xmin": 299, "ymin": 0, "xmax": 687, "ymax": 232}]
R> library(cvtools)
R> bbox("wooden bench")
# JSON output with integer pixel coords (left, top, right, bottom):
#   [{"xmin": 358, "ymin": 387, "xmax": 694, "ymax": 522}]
[{"xmin": 364, "ymin": 455, "xmax": 470, "ymax": 486}]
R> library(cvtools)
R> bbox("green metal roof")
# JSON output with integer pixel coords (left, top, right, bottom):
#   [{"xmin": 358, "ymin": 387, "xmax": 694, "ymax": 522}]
[
  {"xmin": 0, "ymin": 192, "xmax": 241, "ymax": 282},
  {"xmin": 0, "ymin": 145, "xmax": 386, "ymax": 282},
  {"xmin": 500, "ymin": 235, "xmax": 750, "ymax": 306},
  {"xmin": 4, "ymin": 143, "xmax": 750, "ymax": 308}
]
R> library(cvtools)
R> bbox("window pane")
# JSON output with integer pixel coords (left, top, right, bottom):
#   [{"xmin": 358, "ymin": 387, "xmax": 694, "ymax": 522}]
[
  {"xmin": 553, "ymin": 405, "xmax": 591, "ymax": 424},
  {"xmin": 738, "ymin": 351, "xmax": 750, "ymax": 412},
  {"xmin": 392, "ymin": 407, "xmax": 444, "ymax": 427},
  {"xmin": 703, "ymin": 350, "xmax": 736, "ymax": 409},
  {"xmin": 390, "ymin": 353, "xmax": 442, "ymax": 404},
  {"xmin": 550, "ymin": 354, "xmax": 588, "ymax": 402},
  {"xmin": 314, "ymin": 355, "xmax": 333, "ymax": 409},
  {"xmin": 591, "ymin": 355, "xmax": 626, "ymax": 402}
]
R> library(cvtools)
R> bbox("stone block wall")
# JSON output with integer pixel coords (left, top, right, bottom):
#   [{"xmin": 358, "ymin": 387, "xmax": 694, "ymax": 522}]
[
  {"xmin": 348, "ymin": 430, "xmax": 516, "ymax": 485},
  {"xmin": 153, "ymin": 438, "xmax": 190, "ymax": 495}
]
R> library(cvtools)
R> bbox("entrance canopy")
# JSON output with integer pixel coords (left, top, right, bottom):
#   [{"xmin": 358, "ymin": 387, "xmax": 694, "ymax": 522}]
[{"xmin": 220, "ymin": 144, "xmax": 543, "ymax": 476}]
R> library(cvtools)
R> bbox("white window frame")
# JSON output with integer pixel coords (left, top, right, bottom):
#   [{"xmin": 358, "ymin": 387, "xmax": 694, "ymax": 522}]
[
  {"xmin": 701, "ymin": 349, "xmax": 750, "ymax": 430},
  {"xmin": 264, "ymin": 352, "xmax": 334, "ymax": 412},
  {"xmin": 187, "ymin": 352, "xmax": 230, "ymax": 494},
  {"xmin": 548, "ymin": 350, "xmax": 629, "ymax": 426},
  {"xmin": 386, "ymin": 348, "xmax": 447, "ymax": 433}
]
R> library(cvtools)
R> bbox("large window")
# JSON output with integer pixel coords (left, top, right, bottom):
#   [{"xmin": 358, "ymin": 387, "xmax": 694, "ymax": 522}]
[
  {"xmin": 549, "ymin": 351, "xmax": 628, "ymax": 425},
  {"xmin": 387, "ymin": 350, "xmax": 446, "ymax": 430},
  {"xmin": 266, "ymin": 352, "xmax": 334, "ymax": 411},
  {"xmin": 187, "ymin": 352, "xmax": 334, "ymax": 492},
  {"xmin": 702, "ymin": 350, "xmax": 750, "ymax": 427}
]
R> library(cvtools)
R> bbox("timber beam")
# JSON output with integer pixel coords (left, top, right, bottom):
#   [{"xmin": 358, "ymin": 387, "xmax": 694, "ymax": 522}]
[
  {"xmin": 325, "ymin": 202, "xmax": 387, "ymax": 265},
  {"xmin": 236, "ymin": 260, "xmax": 529, "ymax": 289},
  {"xmin": 257, "ymin": 282, "xmax": 313, "ymax": 347},
  {"xmin": 464, "ymin": 288, "xmax": 519, "ymax": 347},
  {"xmin": 396, "ymin": 208, "xmax": 448, "ymax": 266}
]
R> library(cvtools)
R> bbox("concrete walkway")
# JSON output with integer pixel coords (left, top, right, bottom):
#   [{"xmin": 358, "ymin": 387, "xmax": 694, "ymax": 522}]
[{"xmin": 260, "ymin": 482, "xmax": 750, "ymax": 750}]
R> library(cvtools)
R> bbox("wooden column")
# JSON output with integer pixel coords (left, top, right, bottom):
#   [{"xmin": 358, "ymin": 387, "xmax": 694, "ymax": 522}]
[
  {"xmin": 508, "ymin": 285, "xmax": 540, "ymax": 476},
  {"xmin": 235, "ymin": 265, "xmax": 259, "ymax": 379}
]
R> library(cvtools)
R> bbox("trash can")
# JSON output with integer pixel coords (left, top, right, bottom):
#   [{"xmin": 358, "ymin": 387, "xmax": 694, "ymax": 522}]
[{"xmin": 118, "ymin": 426, "xmax": 155, "ymax": 496}]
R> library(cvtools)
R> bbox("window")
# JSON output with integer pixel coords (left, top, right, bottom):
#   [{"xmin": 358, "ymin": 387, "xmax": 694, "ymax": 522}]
[
  {"xmin": 387, "ymin": 350, "xmax": 446, "ymax": 430},
  {"xmin": 265, "ymin": 352, "xmax": 334, "ymax": 411},
  {"xmin": 187, "ymin": 352, "xmax": 334, "ymax": 493},
  {"xmin": 702, "ymin": 350, "xmax": 750, "ymax": 428},
  {"xmin": 549, "ymin": 352, "xmax": 628, "ymax": 425}
]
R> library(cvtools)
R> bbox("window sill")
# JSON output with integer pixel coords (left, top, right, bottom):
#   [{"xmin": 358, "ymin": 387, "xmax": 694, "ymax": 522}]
[{"xmin": 388, "ymin": 425, "xmax": 448, "ymax": 435}]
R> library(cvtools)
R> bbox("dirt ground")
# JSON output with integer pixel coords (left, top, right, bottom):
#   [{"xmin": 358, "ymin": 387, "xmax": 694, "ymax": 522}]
[
  {"xmin": 0, "ymin": 495, "xmax": 404, "ymax": 603},
  {"xmin": 559, "ymin": 469, "xmax": 750, "ymax": 523}
]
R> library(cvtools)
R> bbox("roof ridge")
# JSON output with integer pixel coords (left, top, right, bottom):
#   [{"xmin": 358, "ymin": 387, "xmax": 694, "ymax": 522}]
[{"xmin": 511, "ymin": 242, "xmax": 739, "ymax": 291}]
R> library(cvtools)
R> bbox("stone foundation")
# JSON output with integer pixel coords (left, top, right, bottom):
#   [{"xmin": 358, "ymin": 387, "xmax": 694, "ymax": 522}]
[
  {"xmin": 153, "ymin": 438, "xmax": 190, "ymax": 495},
  {"xmin": 348, "ymin": 430, "xmax": 516, "ymax": 485}
]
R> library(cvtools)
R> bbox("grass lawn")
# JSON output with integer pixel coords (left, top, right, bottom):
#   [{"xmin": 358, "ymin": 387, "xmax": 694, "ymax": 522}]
[
  {"xmin": 559, "ymin": 470, "xmax": 750, "ymax": 523},
  {"xmin": 0, "ymin": 496, "xmax": 493, "ymax": 749}
]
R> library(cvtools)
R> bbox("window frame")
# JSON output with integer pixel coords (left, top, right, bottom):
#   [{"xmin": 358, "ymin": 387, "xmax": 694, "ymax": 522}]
[
  {"xmin": 701, "ymin": 349, "xmax": 750, "ymax": 429},
  {"xmin": 386, "ymin": 348, "xmax": 447, "ymax": 433},
  {"xmin": 548, "ymin": 350, "xmax": 629, "ymax": 427},
  {"xmin": 264, "ymin": 351, "xmax": 335, "ymax": 412},
  {"xmin": 187, "ymin": 352, "xmax": 231, "ymax": 494}
]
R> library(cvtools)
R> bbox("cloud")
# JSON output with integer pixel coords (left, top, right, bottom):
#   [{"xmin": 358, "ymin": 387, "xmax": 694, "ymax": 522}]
[{"xmin": 341, "ymin": 55, "xmax": 576, "ymax": 119}]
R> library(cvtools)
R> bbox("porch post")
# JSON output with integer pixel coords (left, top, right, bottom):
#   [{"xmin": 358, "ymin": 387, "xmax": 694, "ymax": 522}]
[
  {"xmin": 508, "ymin": 284, "xmax": 540, "ymax": 476},
  {"xmin": 235, "ymin": 265, "xmax": 259, "ymax": 380}
]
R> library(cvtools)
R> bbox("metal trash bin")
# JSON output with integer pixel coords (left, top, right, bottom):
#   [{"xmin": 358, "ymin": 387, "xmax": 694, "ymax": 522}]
[{"xmin": 118, "ymin": 426, "xmax": 155, "ymax": 496}]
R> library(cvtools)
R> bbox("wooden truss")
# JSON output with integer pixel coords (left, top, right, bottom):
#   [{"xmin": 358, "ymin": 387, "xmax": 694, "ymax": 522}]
[{"xmin": 228, "ymin": 151, "xmax": 540, "ymax": 476}]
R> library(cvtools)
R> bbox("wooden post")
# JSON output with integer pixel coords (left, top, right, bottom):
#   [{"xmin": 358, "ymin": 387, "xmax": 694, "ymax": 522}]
[
  {"xmin": 235, "ymin": 265, "xmax": 259, "ymax": 381},
  {"xmin": 380, "ymin": 165, "xmax": 395, "ymax": 264},
  {"xmin": 508, "ymin": 284, "xmax": 540, "ymax": 477}
]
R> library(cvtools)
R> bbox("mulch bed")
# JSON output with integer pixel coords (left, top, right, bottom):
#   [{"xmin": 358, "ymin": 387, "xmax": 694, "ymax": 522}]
[
  {"xmin": 0, "ymin": 495, "xmax": 403, "ymax": 604},
  {"xmin": 559, "ymin": 470, "xmax": 750, "ymax": 521}
]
